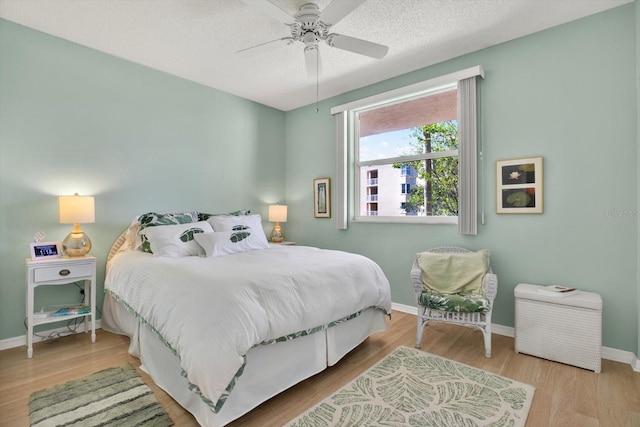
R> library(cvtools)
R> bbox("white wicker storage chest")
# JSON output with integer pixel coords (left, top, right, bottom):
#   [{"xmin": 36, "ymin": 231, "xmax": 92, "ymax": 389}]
[{"xmin": 514, "ymin": 283, "xmax": 602, "ymax": 372}]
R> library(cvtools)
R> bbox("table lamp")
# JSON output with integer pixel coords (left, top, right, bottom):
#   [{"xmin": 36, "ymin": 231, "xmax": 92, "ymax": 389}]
[
  {"xmin": 58, "ymin": 193, "xmax": 95, "ymax": 257},
  {"xmin": 268, "ymin": 205, "xmax": 287, "ymax": 243}
]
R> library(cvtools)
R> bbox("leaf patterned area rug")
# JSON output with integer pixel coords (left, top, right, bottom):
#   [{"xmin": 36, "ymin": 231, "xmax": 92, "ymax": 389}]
[
  {"xmin": 287, "ymin": 346, "xmax": 534, "ymax": 427},
  {"xmin": 29, "ymin": 364, "xmax": 173, "ymax": 427}
]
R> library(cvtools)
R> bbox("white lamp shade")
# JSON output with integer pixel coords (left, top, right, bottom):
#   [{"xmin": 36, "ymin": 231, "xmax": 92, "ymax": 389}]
[
  {"xmin": 58, "ymin": 195, "xmax": 95, "ymax": 224},
  {"xmin": 268, "ymin": 205, "xmax": 287, "ymax": 223}
]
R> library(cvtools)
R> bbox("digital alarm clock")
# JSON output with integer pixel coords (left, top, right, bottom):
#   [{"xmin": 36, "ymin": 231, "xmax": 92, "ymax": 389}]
[{"xmin": 29, "ymin": 241, "xmax": 62, "ymax": 260}]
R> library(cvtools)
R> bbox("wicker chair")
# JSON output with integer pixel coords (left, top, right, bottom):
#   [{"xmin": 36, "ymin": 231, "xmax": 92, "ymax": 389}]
[{"xmin": 411, "ymin": 246, "xmax": 498, "ymax": 358}]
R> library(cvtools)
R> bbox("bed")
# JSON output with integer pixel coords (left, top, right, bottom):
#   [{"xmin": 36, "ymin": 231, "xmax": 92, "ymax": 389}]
[{"xmin": 101, "ymin": 211, "xmax": 392, "ymax": 426}]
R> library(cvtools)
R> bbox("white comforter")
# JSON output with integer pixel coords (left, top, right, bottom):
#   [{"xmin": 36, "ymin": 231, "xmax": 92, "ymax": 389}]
[{"xmin": 105, "ymin": 245, "xmax": 391, "ymax": 412}]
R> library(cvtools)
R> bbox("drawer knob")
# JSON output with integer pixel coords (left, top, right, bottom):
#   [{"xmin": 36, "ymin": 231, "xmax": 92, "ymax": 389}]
[{"xmin": 59, "ymin": 269, "xmax": 71, "ymax": 276}]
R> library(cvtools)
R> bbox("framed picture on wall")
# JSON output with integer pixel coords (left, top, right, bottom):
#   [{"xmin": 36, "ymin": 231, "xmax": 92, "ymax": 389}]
[
  {"xmin": 496, "ymin": 156, "xmax": 543, "ymax": 214},
  {"xmin": 313, "ymin": 178, "xmax": 331, "ymax": 218}
]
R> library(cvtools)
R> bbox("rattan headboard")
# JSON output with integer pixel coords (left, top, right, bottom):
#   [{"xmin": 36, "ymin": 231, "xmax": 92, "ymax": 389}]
[{"xmin": 107, "ymin": 229, "xmax": 128, "ymax": 264}]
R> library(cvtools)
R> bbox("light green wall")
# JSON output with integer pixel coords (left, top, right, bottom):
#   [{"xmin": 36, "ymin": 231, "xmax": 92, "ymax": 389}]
[
  {"xmin": 0, "ymin": 19, "xmax": 286, "ymax": 341},
  {"xmin": 285, "ymin": 4, "xmax": 638, "ymax": 353},
  {"xmin": 1, "ymin": 5, "xmax": 638, "ymax": 357}
]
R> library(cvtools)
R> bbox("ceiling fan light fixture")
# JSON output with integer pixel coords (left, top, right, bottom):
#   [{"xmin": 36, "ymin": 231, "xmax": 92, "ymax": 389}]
[{"xmin": 302, "ymin": 31, "xmax": 319, "ymax": 47}]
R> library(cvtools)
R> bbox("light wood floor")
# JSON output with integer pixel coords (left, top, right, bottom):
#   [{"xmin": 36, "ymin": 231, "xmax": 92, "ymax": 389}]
[{"xmin": 1, "ymin": 311, "xmax": 638, "ymax": 426}]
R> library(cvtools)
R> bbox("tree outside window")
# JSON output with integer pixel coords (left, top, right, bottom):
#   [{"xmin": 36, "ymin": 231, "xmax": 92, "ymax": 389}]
[{"xmin": 394, "ymin": 121, "xmax": 458, "ymax": 216}]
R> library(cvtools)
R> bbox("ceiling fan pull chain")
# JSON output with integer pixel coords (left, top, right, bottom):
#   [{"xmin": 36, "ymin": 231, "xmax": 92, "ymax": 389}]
[{"xmin": 316, "ymin": 46, "xmax": 319, "ymax": 114}]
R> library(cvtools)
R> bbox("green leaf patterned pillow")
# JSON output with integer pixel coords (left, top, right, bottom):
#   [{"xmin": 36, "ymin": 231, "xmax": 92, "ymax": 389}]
[
  {"xmin": 143, "ymin": 221, "xmax": 213, "ymax": 257},
  {"xmin": 198, "ymin": 209, "xmax": 251, "ymax": 221},
  {"xmin": 196, "ymin": 214, "xmax": 269, "ymax": 256},
  {"xmin": 194, "ymin": 228, "xmax": 269, "ymax": 257},
  {"xmin": 137, "ymin": 211, "xmax": 199, "ymax": 253}
]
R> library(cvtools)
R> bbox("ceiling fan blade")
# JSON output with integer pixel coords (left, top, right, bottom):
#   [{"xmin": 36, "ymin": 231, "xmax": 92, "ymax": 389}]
[
  {"xmin": 320, "ymin": 0, "xmax": 367, "ymax": 26},
  {"xmin": 236, "ymin": 38, "xmax": 292, "ymax": 58},
  {"xmin": 241, "ymin": 0, "xmax": 295, "ymax": 24},
  {"xmin": 327, "ymin": 34, "xmax": 388, "ymax": 59},
  {"xmin": 304, "ymin": 45, "xmax": 322, "ymax": 79}
]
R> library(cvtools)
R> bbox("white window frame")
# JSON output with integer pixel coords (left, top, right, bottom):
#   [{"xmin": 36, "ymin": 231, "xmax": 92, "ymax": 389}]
[
  {"xmin": 331, "ymin": 65, "xmax": 484, "ymax": 230},
  {"xmin": 353, "ymin": 83, "xmax": 458, "ymax": 224}
]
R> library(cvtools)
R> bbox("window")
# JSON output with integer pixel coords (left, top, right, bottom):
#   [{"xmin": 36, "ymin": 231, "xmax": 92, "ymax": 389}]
[
  {"xmin": 400, "ymin": 164, "xmax": 413, "ymax": 176},
  {"xmin": 332, "ymin": 66, "xmax": 483, "ymax": 233},
  {"xmin": 357, "ymin": 86, "xmax": 458, "ymax": 221}
]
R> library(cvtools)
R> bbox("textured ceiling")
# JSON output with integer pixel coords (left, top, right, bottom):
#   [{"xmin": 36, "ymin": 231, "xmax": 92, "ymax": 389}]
[{"xmin": 0, "ymin": 0, "xmax": 631, "ymax": 111}]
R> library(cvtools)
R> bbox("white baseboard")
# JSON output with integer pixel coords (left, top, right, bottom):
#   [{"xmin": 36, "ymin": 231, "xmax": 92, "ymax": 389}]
[
  {"xmin": 391, "ymin": 302, "xmax": 417, "ymax": 315},
  {"xmin": 602, "ymin": 347, "xmax": 640, "ymax": 372},
  {"xmin": 4, "ymin": 307, "xmax": 640, "ymax": 373},
  {"xmin": 0, "ymin": 320, "xmax": 102, "ymax": 352},
  {"xmin": 391, "ymin": 302, "xmax": 639, "ymax": 371}
]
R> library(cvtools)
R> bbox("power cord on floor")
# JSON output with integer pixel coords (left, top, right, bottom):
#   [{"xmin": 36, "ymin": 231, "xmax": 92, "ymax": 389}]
[{"xmin": 24, "ymin": 316, "xmax": 84, "ymax": 342}]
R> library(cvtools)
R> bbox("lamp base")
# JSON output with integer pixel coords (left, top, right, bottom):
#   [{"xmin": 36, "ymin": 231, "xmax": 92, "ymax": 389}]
[
  {"xmin": 62, "ymin": 231, "xmax": 92, "ymax": 257},
  {"xmin": 270, "ymin": 223, "xmax": 284, "ymax": 243}
]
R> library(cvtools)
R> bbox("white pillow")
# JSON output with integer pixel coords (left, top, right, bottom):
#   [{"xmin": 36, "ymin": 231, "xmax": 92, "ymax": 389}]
[
  {"xmin": 143, "ymin": 221, "xmax": 213, "ymax": 257},
  {"xmin": 195, "ymin": 230, "xmax": 269, "ymax": 257},
  {"xmin": 206, "ymin": 214, "xmax": 269, "ymax": 246}
]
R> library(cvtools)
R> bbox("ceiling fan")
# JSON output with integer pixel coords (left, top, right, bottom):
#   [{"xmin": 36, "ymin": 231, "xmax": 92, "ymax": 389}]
[{"xmin": 238, "ymin": 0, "xmax": 389, "ymax": 77}]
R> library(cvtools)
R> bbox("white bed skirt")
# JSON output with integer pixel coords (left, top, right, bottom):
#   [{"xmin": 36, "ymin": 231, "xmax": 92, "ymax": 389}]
[{"xmin": 101, "ymin": 294, "xmax": 387, "ymax": 426}]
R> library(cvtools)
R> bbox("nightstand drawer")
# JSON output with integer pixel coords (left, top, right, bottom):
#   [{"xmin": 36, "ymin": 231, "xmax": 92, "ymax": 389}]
[{"xmin": 33, "ymin": 263, "xmax": 93, "ymax": 282}]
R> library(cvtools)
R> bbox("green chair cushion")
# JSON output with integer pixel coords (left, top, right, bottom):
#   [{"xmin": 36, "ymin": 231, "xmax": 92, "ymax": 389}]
[{"xmin": 419, "ymin": 291, "xmax": 490, "ymax": 313}]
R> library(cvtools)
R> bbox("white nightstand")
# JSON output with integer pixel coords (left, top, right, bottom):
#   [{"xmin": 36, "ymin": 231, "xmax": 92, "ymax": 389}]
[{"xmin": 25, "ymin": 256, "xmax": 97, "ymax": 358}]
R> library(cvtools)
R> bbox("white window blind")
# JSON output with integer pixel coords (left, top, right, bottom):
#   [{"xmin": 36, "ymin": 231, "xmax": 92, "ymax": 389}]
[
  {"xmin": 458, "ymin": 76, "xmax": 478, "ymax": 235},
  {"xmin": 335, "ymin": 111, "xmax": 348, "ymax": 230}
]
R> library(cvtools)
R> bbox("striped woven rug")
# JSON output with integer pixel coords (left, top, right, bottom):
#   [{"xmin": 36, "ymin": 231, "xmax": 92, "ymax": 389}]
[{"xmin": 29, "ymin": 364, "xmax": 173, "ymax": 427}]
